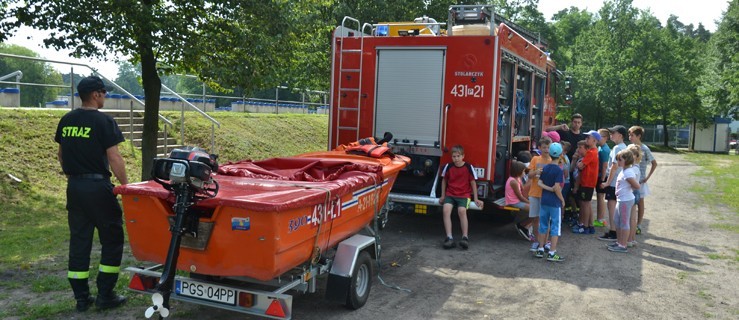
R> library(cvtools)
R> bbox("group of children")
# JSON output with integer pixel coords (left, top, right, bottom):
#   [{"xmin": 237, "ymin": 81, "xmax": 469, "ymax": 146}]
[{"xmin": 437, "ymin": 125, "xmax": 657, "ymax": 261}]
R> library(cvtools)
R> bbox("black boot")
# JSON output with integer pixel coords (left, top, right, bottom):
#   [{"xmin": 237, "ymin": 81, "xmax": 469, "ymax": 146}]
[
  {"xmin": 69, "ymin": 278, "xmax": 93, "ymax": 312},
  {"xmin": 95, "ymin": 272, "xmax": 127, "ymax": 309}
]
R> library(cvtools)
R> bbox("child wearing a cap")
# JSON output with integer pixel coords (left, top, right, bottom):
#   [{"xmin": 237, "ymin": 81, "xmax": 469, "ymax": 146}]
[
  {"xmin": 535, "ymin": 142, "xmax": 566, "ymax": 262},
  {"xmin": 573, "ymin": 130, "xmax": 601, "ymax": 234},
  {"xmin": 526, "ymin": 138, "xmax": 553, "ymax": 253},
  {"xmin": 599, "ymin": 125, "xmax": 629, "ymax": 241}
]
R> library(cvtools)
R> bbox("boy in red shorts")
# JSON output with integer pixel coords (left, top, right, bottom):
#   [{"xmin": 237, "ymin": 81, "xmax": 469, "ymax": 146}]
[
  {"xmin": 439, "ymin": 145, "xmax": 483, "ymax": 249},
  {"xmin": 573, "ymin": 130, "xmax": 601, "ymax": 234}
]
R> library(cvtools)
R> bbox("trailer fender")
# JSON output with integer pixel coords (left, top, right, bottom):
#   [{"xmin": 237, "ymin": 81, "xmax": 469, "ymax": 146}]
[{"xmin": 325, "ymin": 234, "xmax": 376, "ymax": 303}]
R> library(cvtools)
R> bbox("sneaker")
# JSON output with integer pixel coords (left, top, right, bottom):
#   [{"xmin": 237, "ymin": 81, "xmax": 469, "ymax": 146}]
[
  {"xmin": 627, "ymin": 240, "xmax": 638, "ymax": 248},
  {"xmin": 535, "ymin": 249, "xmax": 545, "ymax": 258},
  {"xmin": 546, "ymin": 252, "xmax": 565, "ymax": 262},
  {"xmin": 529, "ymin": 242, "xmax": 540, "ymax": 252},
  {"xmin": 572, "ymin": 225, "xmax": 588, "ymax": 234},
  {"xmin": 515, "ymin": 223, "xmax": 530, "ymax": 240},
  {"xmin": 544, "ymin": 242, "xmax": 552, "ymax": 252},
  {"xmin": 593, "ymin": 220, "xmax": 606, "ymax": 227},
  {"xmin": 598, "ymin": 232, "xmax": 618, "ymax": 241},
  {"xmin": 607, "ymin": 245, "xmax": 628, "ymax": 253},
  {"xmin": 606, "ymin": 242, "xmax": 619, "ymax": 248},
  {"xmin": 588, "ymin": 226, "xmax": 596, "ymax": 234},
  {"xmin": 459, "ymin": 237, "xmax": 469, "ymax": 250},
  {"xmin": 636, "ymin": 225, "xmax": 642, "ymax": 235},
  {"xmin": 443, "ymin": 237, "xmax": 455, "ymax": 249}
]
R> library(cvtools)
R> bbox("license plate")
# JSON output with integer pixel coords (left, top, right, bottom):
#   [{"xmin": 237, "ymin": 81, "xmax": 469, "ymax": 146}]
[{"xmin": 175, "ymin": 279, "xmax": 236, "ymax": 305}]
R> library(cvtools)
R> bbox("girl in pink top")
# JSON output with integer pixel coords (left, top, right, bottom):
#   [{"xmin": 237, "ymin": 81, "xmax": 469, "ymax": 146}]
[{"xmin": 506, "ymin": 161, "xmax": 532, "ymax": 240}]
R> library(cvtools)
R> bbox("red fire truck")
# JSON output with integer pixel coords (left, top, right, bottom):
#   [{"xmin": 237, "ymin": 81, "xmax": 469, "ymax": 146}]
[{"xmin": 328, "ymin": 5, "xmax": 560, "ymax": 220}]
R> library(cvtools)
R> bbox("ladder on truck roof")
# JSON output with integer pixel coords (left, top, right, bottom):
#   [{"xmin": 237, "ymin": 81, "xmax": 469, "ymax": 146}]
[{"xmin": 335, "ymin": 17, "xmax": 370, "ymax": 142}]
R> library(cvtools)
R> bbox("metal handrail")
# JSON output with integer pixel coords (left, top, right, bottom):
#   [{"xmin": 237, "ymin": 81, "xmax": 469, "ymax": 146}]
[
  {"xmin": 0, "ymin": 52, "xmax": 174, "ymax": 129},
  {"xmin": 160, "ymin": 84, "xmax": 220, "ymax": 152}
]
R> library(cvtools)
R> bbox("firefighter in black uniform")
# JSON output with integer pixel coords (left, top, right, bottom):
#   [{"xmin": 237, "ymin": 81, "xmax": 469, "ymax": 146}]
[{"xmin": 55, "ymin": 76, "xmax": 128, "ymax": 312}]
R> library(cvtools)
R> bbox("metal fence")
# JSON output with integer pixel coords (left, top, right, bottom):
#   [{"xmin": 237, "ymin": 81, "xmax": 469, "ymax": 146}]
[{"xmin": 598, "ymin": 124, "xmax": 690, "ymax": 148}]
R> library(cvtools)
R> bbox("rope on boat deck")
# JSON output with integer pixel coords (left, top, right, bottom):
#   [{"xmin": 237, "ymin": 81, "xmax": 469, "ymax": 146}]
[
  {"xmin": 282, "ymin": 183, "xmax": 333, "ymax": 267},
  {"xmin": 370, "ymin": 175, "xmax": 412, "ymax": 293}
]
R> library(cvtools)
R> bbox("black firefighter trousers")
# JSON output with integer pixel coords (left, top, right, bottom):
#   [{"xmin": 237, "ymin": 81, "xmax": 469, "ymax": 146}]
[{"xmin": 66, "ymin": 177, "xmax": 124, "ymax": 301}]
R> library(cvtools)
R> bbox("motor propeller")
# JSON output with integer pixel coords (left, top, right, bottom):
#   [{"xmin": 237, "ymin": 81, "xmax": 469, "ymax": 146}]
[{"xmin": 145, "ymin": 293, "xmax": 170, "ymax": 318}]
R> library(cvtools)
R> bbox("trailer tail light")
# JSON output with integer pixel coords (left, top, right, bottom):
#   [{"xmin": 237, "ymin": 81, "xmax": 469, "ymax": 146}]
[
  {"xmin": 265, "ymin": 299, "xmax": 287, "ymax": 318},
  {"xmin": 237, "ymin": 292, "xmax": 254, "ymax": 308},
  {"xmin": 129, "ymin": 273, "xmax": 158, "ymax": 291}
]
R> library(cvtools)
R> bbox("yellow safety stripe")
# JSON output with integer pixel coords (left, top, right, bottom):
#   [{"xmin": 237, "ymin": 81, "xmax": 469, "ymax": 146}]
[
  {"xmin": 98, "ymin": 264, "xmax": 120, "ymax": 274},
  {"xmin": 68, "ymin": 270, "xmax": 90, "ymax": 279}
]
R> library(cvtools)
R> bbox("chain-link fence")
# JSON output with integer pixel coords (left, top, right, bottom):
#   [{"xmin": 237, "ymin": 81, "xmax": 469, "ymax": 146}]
[{"xmin": 598, "ymin": 124, "xmax": 690, "ymax": 148}]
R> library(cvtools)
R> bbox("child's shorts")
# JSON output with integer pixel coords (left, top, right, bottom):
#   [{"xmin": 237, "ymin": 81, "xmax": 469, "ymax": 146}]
[
  {"xmin": 443, "ymin": 196, "xmax": 470, "ymax": 209},
  {"xmin": 577, "ymin": 187, "xmax": 594, "ymax": 202},
  {"xmin": 528, "ymin": 196, "xmax": 541, "ymax": 218},
  {"xmin": 538, "ymin": 204, "xmax": 562, "ymax": 236},
  {"xmin": 639, "ymin": 182, "xmax": 650, "ymax": 197},
  {"xmin": 507, "ymin": 202, "xmax": 528, "ymax": 210},
  {"xmin": 614, "ymin": 199, "xmax": 635, "ymax": 230}
]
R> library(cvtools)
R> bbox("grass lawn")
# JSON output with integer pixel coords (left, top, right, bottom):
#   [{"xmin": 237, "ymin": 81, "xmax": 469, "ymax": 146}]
[
  {"xmin": 0, "ymin": 108, "xmax": 327, "ymax": 319},
  {"xmin": 685, "ymin": 152, "xmax": 739, "ymax": 234}
]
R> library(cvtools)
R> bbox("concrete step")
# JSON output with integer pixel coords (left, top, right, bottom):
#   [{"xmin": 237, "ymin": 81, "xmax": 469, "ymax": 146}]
[
  {"xmin": 131, "ymin": 137, "xmax": 178, "ymax": 148},
  {"xmin": 156, "ymin": 145, "xmax": 185, "ymax": 157},
  {"xmin": 101, "ymin": 109, "xmax": 143, "ymax": 118},
  {"xmin": 117, "ymin": 123, "xmax": 144, "ymax": 132},
  {"xmin": 114, "ymin": 117, "xmax": 145, "ymax": 125},
  {"xmin": 122, "ymin": 130, "xmax": 170, "ymax": 140}
]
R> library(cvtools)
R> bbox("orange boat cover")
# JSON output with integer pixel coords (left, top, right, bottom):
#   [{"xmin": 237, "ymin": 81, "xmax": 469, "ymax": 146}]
[{"xmin": 114, "ymin": 157, "xmax": 384, "ymax": 212}]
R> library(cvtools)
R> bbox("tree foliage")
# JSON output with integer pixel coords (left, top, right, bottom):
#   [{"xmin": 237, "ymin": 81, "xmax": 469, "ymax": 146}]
[
  {"xmin": 0, "ymin": 43, "xmax": 62, "ymax": 107},
  {"xmin": 699, "ymin": 0, "xmax": 739, "ymax": 119},
  {"xmin": 1, "ymin": 0, "xmax": 331, "ymax": 179}
]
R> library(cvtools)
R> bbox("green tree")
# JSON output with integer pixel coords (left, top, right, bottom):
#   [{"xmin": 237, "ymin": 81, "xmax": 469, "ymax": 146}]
[
  {"xmin": 2, "ymin": 0, "xmax": 328, "ymax": 179},
  {"xmin": 699, "ymin": 0, "xmax": 739, "ymax": 119},
  {"xmin": 0, "ymin": 44, "xmax": 63, "ymax": 107},
  {"xmin": 114, "ymin": 61, "xmax": 144, "ymax": 96}
]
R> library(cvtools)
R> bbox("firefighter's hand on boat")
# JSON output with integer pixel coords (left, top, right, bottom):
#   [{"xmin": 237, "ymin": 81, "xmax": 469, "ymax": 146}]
[{"xmin": 438, "ymin": 196, "xmax": 445, "ymax": 205}]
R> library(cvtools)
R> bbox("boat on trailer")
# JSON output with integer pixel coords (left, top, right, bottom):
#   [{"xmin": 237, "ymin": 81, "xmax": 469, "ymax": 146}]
[{"xmin": 115, "ymin": 142, "xmax": 408, "ymax": 318}]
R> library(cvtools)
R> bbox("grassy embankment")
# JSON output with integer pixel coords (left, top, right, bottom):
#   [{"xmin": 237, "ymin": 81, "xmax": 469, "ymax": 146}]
[{"xmin": 0, "ymin": 108, "xmax": 327, "ymax": 319}]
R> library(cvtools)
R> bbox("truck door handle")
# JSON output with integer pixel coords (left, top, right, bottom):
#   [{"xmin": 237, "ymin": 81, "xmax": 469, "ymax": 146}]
[{"xmin": 442, "ymin": 104, "xmax": 451, "ymax": 152}]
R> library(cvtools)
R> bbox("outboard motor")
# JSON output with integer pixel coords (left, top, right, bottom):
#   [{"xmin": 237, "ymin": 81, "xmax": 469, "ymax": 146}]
[{"xmin": 147, "ymin": 147, "xmax": 219, "ymax": 318}]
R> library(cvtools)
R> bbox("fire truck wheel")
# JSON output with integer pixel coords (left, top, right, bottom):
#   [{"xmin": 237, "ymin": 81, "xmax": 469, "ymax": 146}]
[{"xmin": 345, "ymin": 251, "xmax": 373, "ymax": 310}]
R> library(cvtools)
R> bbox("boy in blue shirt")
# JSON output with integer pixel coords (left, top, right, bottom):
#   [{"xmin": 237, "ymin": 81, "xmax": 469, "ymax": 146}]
[{"xmin": 535, "ymin": 142, "xmax": 566, "ymax": 262}]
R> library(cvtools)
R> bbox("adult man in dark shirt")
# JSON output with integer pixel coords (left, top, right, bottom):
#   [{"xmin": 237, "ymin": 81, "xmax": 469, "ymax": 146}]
[
  {"xmin": 546, "ymin": 113, "xmax": 586, "ymax": 160},
  {"xmin": 546, "ymin": 113, "xmax": 586, "ymax": 214},
  {"xmin": 55, "ymin": 76, "xmax": 128, "ymax": 312}
]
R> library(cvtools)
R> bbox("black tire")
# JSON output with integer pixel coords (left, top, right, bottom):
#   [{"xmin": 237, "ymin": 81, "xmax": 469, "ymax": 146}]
[{"xmin": 345, "ymin": 251, "xmax": 373, "ymax": 310}]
